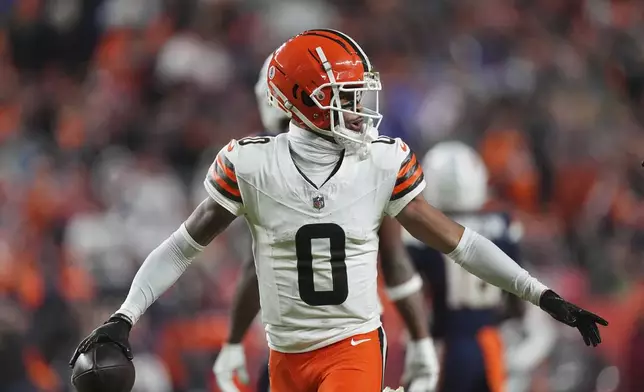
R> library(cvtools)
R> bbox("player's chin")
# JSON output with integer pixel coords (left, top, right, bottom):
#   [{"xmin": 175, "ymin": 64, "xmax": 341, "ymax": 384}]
[{"xmin": 344, "ymin": 118, "xmax": 364, "ymax": 133}]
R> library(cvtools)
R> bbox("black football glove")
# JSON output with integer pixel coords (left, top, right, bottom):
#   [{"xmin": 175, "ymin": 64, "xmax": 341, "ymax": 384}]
[
  {"xmin": 539, "ymin": 289, "xmax": 608, "ymax": 347},
  {"xmin": 69, "ymin": 313, "xmax": 133, "ymax": 367}
]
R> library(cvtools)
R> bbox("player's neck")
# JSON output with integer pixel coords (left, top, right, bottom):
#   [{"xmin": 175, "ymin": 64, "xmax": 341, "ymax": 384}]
[
  {"xmin": 287, "ymin": 123, "xmax": 343, "ymax": 184},
  {"xmin": 287, "ymin": 123, "xmax": 344, "ymax": 158}
]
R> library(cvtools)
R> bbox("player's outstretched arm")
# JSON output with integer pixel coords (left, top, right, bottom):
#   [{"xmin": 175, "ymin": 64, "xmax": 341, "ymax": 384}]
[
  {"xmin": 395, "ymin": 194, "xmax": 608, "ymax": 347},
  {"xmin": 379, "ymin": 217, "xmax": 439, "ymax": 391},
  {"xmin": 213, "ymin": 256, "xmax": 259, "ymax": 391},
  {"xmin": 70, "ymin": 197, "xmax": 237, "ymax": 367}
]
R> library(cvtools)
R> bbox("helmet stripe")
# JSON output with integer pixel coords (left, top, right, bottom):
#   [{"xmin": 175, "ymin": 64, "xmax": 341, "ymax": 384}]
[
  {"xmin": 301, "ymin": 31, "xmax": 354, "ymax": 57},
  {"xmin": 312, "ymin": 29, "xmax": 371, "ymax": 72}
]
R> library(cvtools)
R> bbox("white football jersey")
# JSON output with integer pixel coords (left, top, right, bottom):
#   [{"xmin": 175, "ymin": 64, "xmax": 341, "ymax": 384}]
[{"xmin": 204, "ymin": 131, "xmax": 425, "ymax": 353}]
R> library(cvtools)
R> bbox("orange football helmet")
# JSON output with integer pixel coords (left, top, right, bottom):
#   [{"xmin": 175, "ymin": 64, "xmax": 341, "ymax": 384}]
[{"xmin": 266, "ymin": 29, "xmax": 382, "ymax": 153}]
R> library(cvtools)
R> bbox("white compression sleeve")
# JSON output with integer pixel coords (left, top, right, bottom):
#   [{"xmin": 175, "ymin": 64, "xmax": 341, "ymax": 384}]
[
  {"xmin": 116, "ymin": 224, "xmax": 204, "ymax": 324},
  {"xmin": 447, "ymin": 227, "xmax": 548, "ymax": 306}
]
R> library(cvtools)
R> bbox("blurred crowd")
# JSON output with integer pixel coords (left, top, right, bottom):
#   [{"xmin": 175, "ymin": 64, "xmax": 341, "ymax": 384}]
[{"xmin": 1, "ymin": 0, "xmax": 644, "ymax": 391}]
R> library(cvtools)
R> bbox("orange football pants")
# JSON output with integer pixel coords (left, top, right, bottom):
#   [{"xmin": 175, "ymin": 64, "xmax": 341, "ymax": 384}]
[{"xmin": 268, "ymin": 327, "xmax": 387, "ymax": 392}]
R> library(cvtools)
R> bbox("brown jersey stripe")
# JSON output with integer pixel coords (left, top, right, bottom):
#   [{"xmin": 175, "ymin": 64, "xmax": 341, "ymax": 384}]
[
  {"xmin": 217, "ymin": 154, "xmax": 237, "ymax": 182},
  {"xmin": 396, "ymin": 153, "xmax": 419, "ymax": 186},
  {"xmin": 392, "ymin": 151, "xmax": 424, "ymax": 201},
  {"xmin": 214, "ymin": 158, "xmax": 238, "ymax": 189},
  {"xmin": 391, "ymin": 168, "xmax": 424, "ymax": 201},
  {"xmin": 209, "ymin": 173, "xmax": 242, "ymax": 203},
  {"xmin": 398, "ymin": 150, "xmax": 414, "ymax": 172},
  {"xmin": 208, "ymin": 153, "xmax": 242, "ymax": 203}
]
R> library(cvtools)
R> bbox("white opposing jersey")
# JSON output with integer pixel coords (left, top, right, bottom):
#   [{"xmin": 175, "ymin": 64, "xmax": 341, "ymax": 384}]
[{"xmin": 204, "ymin": 132, "xmax": 425, "ymax": 353}]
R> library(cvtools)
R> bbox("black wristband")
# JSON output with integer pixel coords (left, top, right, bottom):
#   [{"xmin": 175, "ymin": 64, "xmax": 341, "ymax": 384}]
[
  {"xmin": 539, "ymin": 289, "xmax": 558, "ymax": 307},
  {"xmin": 109, "ymin": 313, "xmax": 133, "ymax": 330}
]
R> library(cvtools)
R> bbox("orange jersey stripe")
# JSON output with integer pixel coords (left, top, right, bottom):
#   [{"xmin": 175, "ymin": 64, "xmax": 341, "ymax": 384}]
[
  {"xmin": 393, "ymin": 166, "xmax": 422, "ymax": 196},
  {"xmin": 397, "ymin": 153, "xmax": 418, "ymax": 180},
  {"xmin": 212, "ymin": 170, "xmax": 241, "ymax": 197},
  {"xmin": 216, "ymin": 154, "xmax": 237, "ymax": 183}
]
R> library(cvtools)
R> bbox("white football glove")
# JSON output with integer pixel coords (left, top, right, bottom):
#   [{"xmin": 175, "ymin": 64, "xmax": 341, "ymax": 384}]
[
  {"xmin": 401, "ymin": 338, "xmax": 440, "ymax": 392},
  {"xmin": 213, "ymin": 344, "xmax": 249, "ymax": 392}
]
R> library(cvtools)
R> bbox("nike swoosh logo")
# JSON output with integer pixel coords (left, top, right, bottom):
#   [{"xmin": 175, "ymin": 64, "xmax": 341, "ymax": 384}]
[{"xmin": 350, "ymin": 338, "xmax": 371, "ymax": 346}]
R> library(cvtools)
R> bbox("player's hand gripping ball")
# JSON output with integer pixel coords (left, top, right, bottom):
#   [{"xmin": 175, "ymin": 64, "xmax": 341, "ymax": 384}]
[
  {"xmin": 71, "ymin": 342, "xmax": 135, "ymax": 392},
  {"xmin": 70, "ymin": 314, "xmax": 135, "ymax": 392}
]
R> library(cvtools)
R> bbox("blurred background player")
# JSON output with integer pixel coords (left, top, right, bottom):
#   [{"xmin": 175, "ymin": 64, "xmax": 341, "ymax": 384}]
[
  {"xmin": 403, "ymin": 141, "xmax": 557, "ymax": 392},
  {"xmin": 254, "ymin": 54, "xmax": 291, "ymax": 138},
  {"xmin": 213, "ymin": 52, "xmax": 440, "ymax": 392}
]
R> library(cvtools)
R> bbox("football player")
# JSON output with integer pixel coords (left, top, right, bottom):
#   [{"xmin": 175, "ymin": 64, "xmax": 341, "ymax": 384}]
[
  {"xmin": 213, "ymin": 53, "xmax": 439, "ymax": 392},
  {"xmin": 403, "ymin": 141, "xmax": 557, "ymax": 392},
  {"xmin": 70, "ymin": 30, "xmax": 607, "ymax": 392}
]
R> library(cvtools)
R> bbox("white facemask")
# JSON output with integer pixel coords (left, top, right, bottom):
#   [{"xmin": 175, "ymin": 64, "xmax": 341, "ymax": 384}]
[{"xmin": 334, "ymin": 121, "xmax": 379, "ymax": 160}]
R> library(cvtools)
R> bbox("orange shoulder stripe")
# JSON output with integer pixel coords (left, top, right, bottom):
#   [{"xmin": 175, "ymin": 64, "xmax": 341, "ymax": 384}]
[
  {"xmin": 211, "ymin": 168, "xmax": 241, "ymax": 197},
  {"xmin": 393, "ymin": 166, "xmax": 422, "ymax": 196},
  {"xmin": 397, "ymin": 153, "xmax": 418, "ymax": 180},
  {"xmin": 216, "ymin": 154, "xmax": 237, "ymax": 183}
]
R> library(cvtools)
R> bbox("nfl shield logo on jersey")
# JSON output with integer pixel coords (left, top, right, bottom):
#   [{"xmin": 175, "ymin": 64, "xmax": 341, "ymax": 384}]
[{"xmin": 312, "ymin": 195, "xmax": 325, "ymax": 210}]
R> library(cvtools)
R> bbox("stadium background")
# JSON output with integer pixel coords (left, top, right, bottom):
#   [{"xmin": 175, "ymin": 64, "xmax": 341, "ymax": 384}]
[{"xmin": 0, "ymin": 0, "xmax": 643, "ymax": 391}]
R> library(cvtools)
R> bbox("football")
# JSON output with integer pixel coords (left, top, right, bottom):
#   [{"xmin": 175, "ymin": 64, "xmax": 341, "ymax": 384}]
[{"xmin": 71, "ymin": 342, "xmax": 135, "ymax": 392}]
